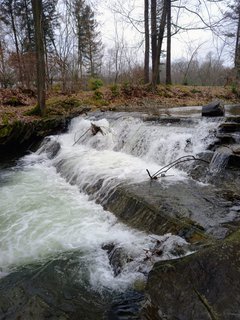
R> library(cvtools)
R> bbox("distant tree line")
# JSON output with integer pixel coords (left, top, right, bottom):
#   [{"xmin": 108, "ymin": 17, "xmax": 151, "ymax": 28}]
[
  {"xmin": 0, "ymin": 0, "xmax": 102, "ymax": 92},
  {"xmin": 0, "ymin": 0, "xmax": 239, "ymax": 94}
]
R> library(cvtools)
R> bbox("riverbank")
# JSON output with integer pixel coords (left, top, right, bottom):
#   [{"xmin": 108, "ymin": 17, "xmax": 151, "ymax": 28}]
[
  {"xmin": 1, "ymin": 85, "xmax": 239, "ymax": 124},
  {"xmin": 1, "ymin": 84, "xmax": 239, "ymax": 157},
  {"xmin": 0, "ymin": 89, "xmax": 240, "ymax": 319}
]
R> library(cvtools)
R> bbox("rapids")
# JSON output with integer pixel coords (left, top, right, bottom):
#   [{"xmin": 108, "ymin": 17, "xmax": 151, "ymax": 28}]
[{"xmin": 0, "ymin": 112, "xmax": 224, "ymax": 318}]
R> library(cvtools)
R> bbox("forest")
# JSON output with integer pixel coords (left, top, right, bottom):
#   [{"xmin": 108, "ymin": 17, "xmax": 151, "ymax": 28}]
[{"xmin": 0, "ymin": 0, "xmax": 240, "ymax": 116}]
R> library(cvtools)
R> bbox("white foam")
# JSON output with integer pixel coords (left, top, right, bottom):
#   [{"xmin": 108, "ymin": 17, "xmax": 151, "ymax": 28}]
[{"xmin": 0, "ymin": 113, "xmax": 217, "ymax": 291}]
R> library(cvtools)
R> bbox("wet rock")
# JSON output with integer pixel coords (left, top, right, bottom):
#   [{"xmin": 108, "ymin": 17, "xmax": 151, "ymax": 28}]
[
  {"xmin": 103, "ymin": 179, "xmax": 240, "ymax": 242},
  {"xmin": 0, "ymin": 108, "xmax": 90, "ymax": 159},
  {"xmin": 102, "ymin": 242, "xmax": 115, "ymax": 254},
  {"xmin": 103, "ymin": 244, "xmax": 133, "ymax": 276},
  {"xmin": 0, "ymin": 251, "xmax": 109, "ymax": 320},
  {"xmin": 142, "ymin": 240, "xmax": 240, "ymax": 320},
  {"xmin": 209, "ymin": 146, "xmax": 240, "ymax": 170},
  {"xmin": 39, "ymin": 137, "xmax": 61, "ymax": 159},
  {"xmin": 219, "ymin": 122, "xmax": 240, "ymax": 133},
  {"xmin": 232, "ymin": 144, "xmax": 240, "ymax": 154},
  {"xmin": 202, "ymin": 101, "xmax": 225, "ymax": 117}
]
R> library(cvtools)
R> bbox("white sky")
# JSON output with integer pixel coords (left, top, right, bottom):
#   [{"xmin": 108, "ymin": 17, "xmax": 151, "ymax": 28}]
[{"xmin": 96, "ymin": 0, "xmax": 234, "ymax": 66}]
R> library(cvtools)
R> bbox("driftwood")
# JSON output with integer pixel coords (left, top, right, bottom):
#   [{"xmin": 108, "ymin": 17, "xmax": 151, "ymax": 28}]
[
  {"xmin": 73, "ymin": 122, "xmax": 105, "ymax": 146},
  {"xmin": 90, "ymin": 123, "xmax": 104, "ymax": 136}
]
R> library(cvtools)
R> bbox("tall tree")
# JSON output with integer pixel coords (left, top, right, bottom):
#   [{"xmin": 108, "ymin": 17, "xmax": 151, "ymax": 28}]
[
  {"xmin": 73, "ymin": 0, "xmax": 102, "ymax": 78},
  {"xmin": 151, "ymin": 0, "xmax": 157, "ymax": 84},
  {"xmin": 152, "ymin": 0, "xmax": 167, "ymax": 88},
  {"xmin": 31, "ymin": 0, "xmax": 46, "ymax": 115},
  {"xmin": 144, "ymin": 0, "xmax": 150, "ymax": 83},
  {"xmin": 166, "ymin": 0, "xmax": 171, "ymax": 84},
  {"xmin": 233, "ymin": 2, "xmax": 240, "ymax": 79},
  {"xmin": 0, "ymin": 0, "xmax": 23, "ymax": 83}
]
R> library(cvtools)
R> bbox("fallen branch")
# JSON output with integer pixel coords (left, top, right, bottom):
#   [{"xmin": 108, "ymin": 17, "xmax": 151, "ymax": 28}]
[
  {"xmin": 73, "ymin": 123, "xmax": 105, "ymax": 146},
  {"xmin": 147, "ymin": 155, "xmax": 209, "ymax": 179}
]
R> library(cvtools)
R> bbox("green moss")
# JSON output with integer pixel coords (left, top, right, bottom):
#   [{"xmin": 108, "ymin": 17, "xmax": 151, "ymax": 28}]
[
  {"xmin": 226, "ymin": 229, "xmax": 240, "ymax": 242},
  {"xmin": 2, "ymin": 114, "xmax": 9, "ymax": 125},
  {"xmin": 25, "ymin": 104, "xmax": 42, "ymax": 116},
  {"xmin": 83, "ymin": 97, "xmax": 109, "ymax": 107},
  {"xmin": 0, "ymin": 126, "xmax": 12, "ymax": 138}
]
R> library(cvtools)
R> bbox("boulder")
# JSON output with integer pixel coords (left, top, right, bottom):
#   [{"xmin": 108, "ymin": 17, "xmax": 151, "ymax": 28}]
[
  {"xmin": 142, "ymin": 239, "xmax": 240, "ymax": 320},
  {"xmin": 202, "ymin": 101, "xmax": 225, "ymax": 117},
  {"xmin": 209, "ymin": 145, "xmax": 240, "ymax": 170}
]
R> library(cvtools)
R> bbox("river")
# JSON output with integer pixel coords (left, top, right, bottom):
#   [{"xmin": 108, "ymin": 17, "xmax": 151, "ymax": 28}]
[{"xmin": 0, "ymin": 112, "xmax": 224, "ymax": 318}]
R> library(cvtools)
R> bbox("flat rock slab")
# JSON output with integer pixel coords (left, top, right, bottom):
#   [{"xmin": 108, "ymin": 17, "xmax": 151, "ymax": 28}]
[
  {"xmin": 142, "ymin": 239, "xmax": 240, "ymax": 320},
  {"xmin": 105, "ymin": 179, "xmax": 240, "ymax": 241}
]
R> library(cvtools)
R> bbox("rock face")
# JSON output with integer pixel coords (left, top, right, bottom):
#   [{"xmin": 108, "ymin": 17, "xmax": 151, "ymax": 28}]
[
  {"xmin": 202, "ymin": 101, "xmax": 225, "ymax": 117},
  {"xmin": 0, "ymin": 118, "xmax": 66, "ymax": 159},
  {"xmin": 142, "ymin": 239, "xmax": 240, "ymax": 320},
  {"xmin": 0, "ymin": 108, "xmax": 90, "ymax": 160}
]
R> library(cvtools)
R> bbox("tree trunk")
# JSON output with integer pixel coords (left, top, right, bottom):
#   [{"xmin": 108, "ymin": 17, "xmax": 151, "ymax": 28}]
[
  {"xmin": 10, "ymin": 1, "xmax": 23, "ymax": 85},
  {"xmin": 151, "ymin": 0, "xmax": 157, "ymax": 84},
  {"xmin": 166, "ymin": 0, "xmax": 171, "ymax": 85},
  {"xmin": 235, "ymin": 4, "xmax": 240, "ymax": 80},
  {"xmin": 152, "ymin": 0, "xmax": 167, "ymax": 89},
  {"xmin": 31, "ymin": 0, "xmax": 46, "ymax": 116},
  {"xmin": 144, "ymin": 0, "xmax": 150, "ymax": 84},
  {"xmin": 23, "ymin": 0, "xmax": 33, "ymax": 51}
]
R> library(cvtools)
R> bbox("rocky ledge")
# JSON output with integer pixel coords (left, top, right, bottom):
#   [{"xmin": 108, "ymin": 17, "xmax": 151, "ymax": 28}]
[
  {"xmin": 142, "ymin": 235, "xmax": 240, "ymax": 320},
  {"xmin": 0, "ymin": 107, "xmax": 90, "ymax": 159}
]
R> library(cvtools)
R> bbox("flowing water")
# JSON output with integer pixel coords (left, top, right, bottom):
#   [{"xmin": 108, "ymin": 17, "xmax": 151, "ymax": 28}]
[
  {"xmin": 209, "ymin": 151, "xmax": 230, "ymax": 173},
  {"xmin": 0, "ymin": 112, "xmax": 222, "ymax": 318}
]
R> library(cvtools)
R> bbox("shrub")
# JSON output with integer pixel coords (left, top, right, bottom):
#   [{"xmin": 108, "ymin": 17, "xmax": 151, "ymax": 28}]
[
  {"xmin": 110, "ymin": 84, "xmax": 120, "ymax": 97},
  {"xmin": 93, "ymin": 90, "xmax": 103, "ymax": 100},
  {"xmin": 88, "ymin": 78, "xmax": 103, "ymax": 91}
]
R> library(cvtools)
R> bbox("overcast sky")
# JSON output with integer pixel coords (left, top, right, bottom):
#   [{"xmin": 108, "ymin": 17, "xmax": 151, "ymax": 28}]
[{"xmin": 96, "ymin": 0, "xmax": 233, "ymax": 66}]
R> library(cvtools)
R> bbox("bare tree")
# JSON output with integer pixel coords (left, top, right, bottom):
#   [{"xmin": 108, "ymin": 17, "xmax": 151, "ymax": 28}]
[
  {"xmin": 31, "ymin": 0, "xmax": 46, "ymax": 115},
  {"xmin": 166, "ymin": 0, "xmax": 171, "ymax": 84},
  {"xmin": 144, "ymin": 0, "xmax": 150, "ymax": 83},
  {"xmin": 152, "ymin": 0, "xmax": 167, "ymax": 88}
]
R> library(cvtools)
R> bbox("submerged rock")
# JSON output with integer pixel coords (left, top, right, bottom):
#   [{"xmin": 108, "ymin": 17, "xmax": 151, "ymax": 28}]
[
  {"xmin": 0, "ymin": 251, "xmax": 108, "ymax": 320},
  {"xmin": 108, "ymin": 246, "xmax": 133, "ymax": 276},
  {"xmin": 38, "ymin": 137, "xmax": 61, "ymax": 159}
]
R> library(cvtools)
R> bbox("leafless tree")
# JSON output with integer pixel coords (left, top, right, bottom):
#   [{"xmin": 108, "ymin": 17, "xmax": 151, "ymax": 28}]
[{"xmin": 31, "ymin": 0, "xmax": 46, "ymax": 115}]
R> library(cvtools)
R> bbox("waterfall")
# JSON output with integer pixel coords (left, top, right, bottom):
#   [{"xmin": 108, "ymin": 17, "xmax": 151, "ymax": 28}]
[
  {"xmin": 0, "ymin": 113, "xmax": 219, "ymax": 293},
  {"xmin": 209, "ymin": 151, "xmax": 230, "ymax": 173},
  {"xmin": 46, "ymin": 114, "xmax": 219, "ymax": 199}
]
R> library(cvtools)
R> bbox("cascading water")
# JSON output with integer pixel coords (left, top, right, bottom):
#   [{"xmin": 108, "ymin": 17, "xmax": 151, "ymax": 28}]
[
  {"xmin": 209, "ymin": 151, "xmax": 230, "ymax": 173},
  {"xmin": 0, "ymin": 112, "xmax": 221, "ymax": 318}
]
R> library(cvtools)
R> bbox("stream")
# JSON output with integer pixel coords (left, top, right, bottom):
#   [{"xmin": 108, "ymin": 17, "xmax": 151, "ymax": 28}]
[{"xmin": 0, "ymin": 111, "xmax": 236, "ymax": 319}]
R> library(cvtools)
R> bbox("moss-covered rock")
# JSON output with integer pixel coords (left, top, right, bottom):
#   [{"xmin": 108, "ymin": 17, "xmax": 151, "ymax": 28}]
[{"xmin": 0, "ymin": 107, "xmax": 90, "ymax": 159}]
